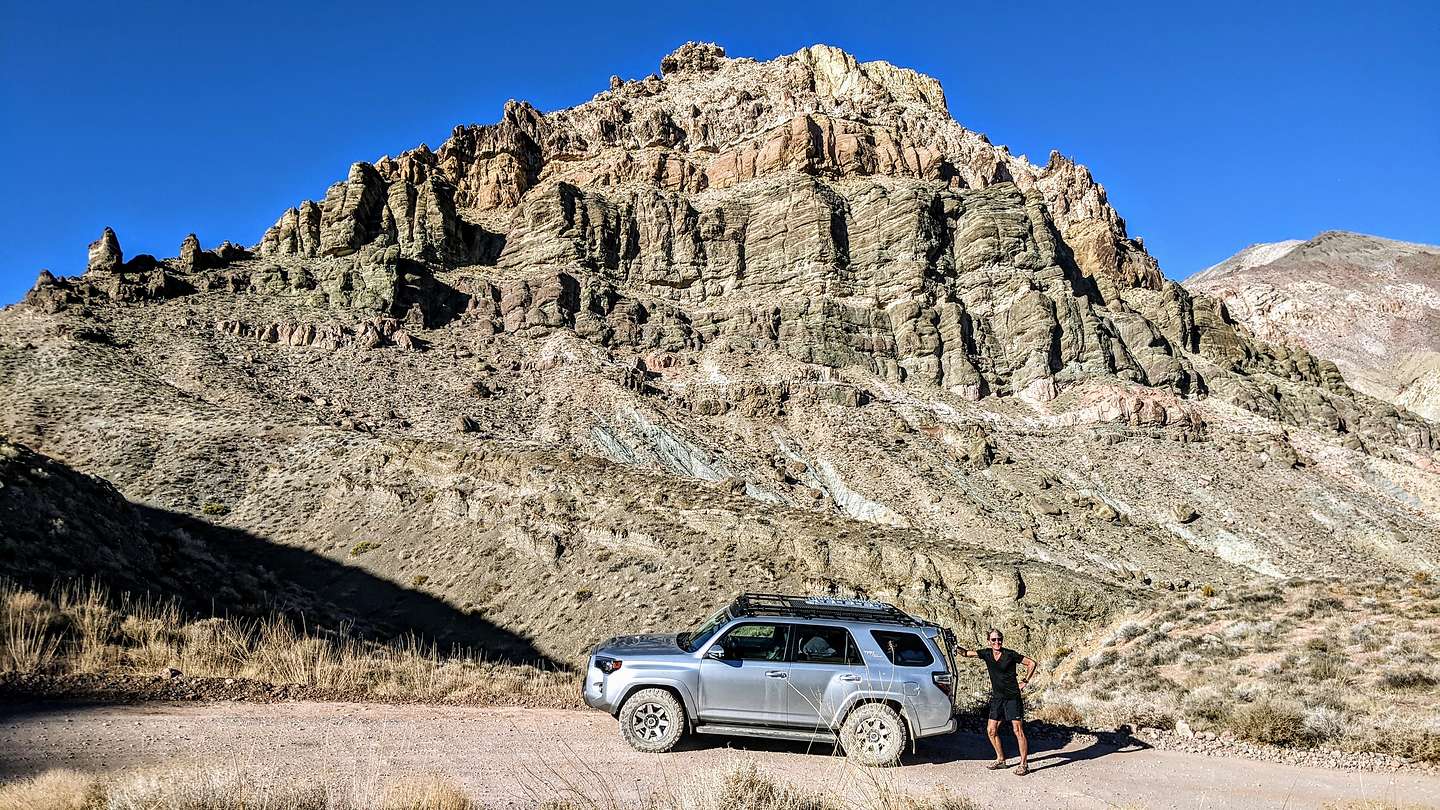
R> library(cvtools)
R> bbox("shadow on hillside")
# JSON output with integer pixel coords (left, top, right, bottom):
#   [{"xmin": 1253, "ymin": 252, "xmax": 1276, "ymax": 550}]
[
  {"xmin": 137, "ymin": 504, "xmax": 561, "ymax": 667},
  {"xmin": 0, "ymin": 443, "xmax": 559, "ymax": 668}
]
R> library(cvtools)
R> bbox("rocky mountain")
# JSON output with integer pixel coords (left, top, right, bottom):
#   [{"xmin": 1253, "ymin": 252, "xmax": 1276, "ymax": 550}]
[
  {"xmin": 3, "ymin": 43, "xmax": 1438, "ymax": 663},
  {"xmin": 1187, "ymin": 231, "xmax": 1440, "ymax": 421}
]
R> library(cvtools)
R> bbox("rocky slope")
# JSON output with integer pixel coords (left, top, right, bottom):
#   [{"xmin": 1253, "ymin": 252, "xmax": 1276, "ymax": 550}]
[
  {"xmin": 3, "ymin": 44, "xmax": 1438, "ymax": 664},
  {"xmin": 1187, "ymin": 231, "xmax": 1440, "ymax": 421}
]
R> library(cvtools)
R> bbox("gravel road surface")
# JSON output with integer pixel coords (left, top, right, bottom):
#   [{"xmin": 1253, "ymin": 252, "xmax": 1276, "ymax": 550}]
[{"xmin": 1, "ymin": 701, "xmax": 1436, "ymax": 809}]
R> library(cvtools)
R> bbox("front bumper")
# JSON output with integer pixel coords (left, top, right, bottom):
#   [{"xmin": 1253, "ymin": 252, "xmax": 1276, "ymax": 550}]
[{"xmin": 582, "ymin": 662, "xmax": 615, "ymax": 713}]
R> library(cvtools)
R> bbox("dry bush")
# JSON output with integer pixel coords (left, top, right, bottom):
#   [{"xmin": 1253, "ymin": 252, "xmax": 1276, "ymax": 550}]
[
  {"xmin": 1228, "ymin": 699, "xmax": 1311, "ymax": 746},
  {"xmin": 0, "ymin": 769, "xmax": 100, "ymax": 810},
  {"xmin": 1033, "ymin": 701, "xmax": 1084, "ymax": 726},
  {"xmin": 380, "ymin": 776, "xmax": 480, "ymax": 810},
  {"xmin": 1378, "ymin": 670, "xmax": 1438, "ymax": 691},
  {"xmin": 710, "ymin": 761, "xmax": 834, "ymax": 810}
]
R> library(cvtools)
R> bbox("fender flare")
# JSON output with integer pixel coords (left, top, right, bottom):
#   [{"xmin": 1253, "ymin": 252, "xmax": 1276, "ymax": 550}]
[
  {"xmin": 614, "ymin": 678, "xmax": 700, "ymax": 721},
  {"xmin": 832, "ymin": 692, "xmax": 922, "ymax": 741}
]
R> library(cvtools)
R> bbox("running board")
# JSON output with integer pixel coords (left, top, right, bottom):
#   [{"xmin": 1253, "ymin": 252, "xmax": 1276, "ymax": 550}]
[{"xmin": 695, "ymin": 724, "xmax": 838, "ymax": 744}]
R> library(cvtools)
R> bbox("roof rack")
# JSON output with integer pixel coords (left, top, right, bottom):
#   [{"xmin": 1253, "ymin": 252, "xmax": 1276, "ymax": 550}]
[{"xmin": 731, "ymin": 593, "xmax": 933, "ymax": 628}]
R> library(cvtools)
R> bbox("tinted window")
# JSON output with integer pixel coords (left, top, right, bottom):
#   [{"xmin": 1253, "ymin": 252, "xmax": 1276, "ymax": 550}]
[
  {"xmin": 719, "ymin": 623, "xmax": 791, "ymax": 661},
  {"xmin": 791, "ymin": 624, "xmax": 862, "ymax": 665},
  {"xmin": 871, "ymin": 630, "xmax": 934, "ymax": 666}
]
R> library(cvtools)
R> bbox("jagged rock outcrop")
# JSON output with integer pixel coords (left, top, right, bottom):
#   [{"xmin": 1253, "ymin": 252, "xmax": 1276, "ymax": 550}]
[
  {"xmin": 86, "ymin": 227, "xmax": 124, "ymax": 273},
  {"xmin": 1187, "ymin": 231, "xmax": 1440, "ymax": 421}
]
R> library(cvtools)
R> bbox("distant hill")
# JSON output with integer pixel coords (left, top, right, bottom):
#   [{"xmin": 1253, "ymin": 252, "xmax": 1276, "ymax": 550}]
[{"xmin": 1186, "ymin": 230, "xmax": 1440, "ymax": 420}]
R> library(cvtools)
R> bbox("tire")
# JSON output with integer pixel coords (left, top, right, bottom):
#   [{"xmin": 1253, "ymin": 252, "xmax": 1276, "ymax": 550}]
[
  {"xmin": 618, "ymin": 688, "xmax": 686, "ymax": 753},
  {"xmin": 839, "ymin": 702, "xmax": 908, "ymax": 767}
]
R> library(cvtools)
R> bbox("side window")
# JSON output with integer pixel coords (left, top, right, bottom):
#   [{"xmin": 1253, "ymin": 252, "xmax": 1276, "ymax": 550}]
[
  {"xmin": 719, "ymin": 623, "xmax": 791, "ymax": 661},
  {"xmin": 792, "ymin": 624, "xmax": 862, "ymax": 665},
  {"xmin": 871, "ymin": 630, "xmax": 934, "ymax": 667}
]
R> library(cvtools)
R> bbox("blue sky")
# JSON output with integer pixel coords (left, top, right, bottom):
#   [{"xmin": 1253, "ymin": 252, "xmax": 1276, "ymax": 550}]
[{"xmin": 2, "ymin": 1, "xmax": 1436, "ymax": 305}]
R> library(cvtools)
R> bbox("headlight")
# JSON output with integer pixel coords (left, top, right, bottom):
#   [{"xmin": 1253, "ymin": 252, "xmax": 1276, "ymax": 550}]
[{"xmin": 596, "ymin": 656, "xmax": 623, "ymax": 674}]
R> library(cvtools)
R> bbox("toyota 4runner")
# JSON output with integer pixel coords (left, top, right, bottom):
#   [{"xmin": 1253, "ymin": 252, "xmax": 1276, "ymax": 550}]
[{"xmin": 583, "ymin": 593, "xmax": 958, "ymax": 766}]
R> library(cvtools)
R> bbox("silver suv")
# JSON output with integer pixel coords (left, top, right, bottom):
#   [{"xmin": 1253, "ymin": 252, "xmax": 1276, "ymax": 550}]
[{"xmin": 583, "ymin": 593, "xmax": 958, "ymax": 767}]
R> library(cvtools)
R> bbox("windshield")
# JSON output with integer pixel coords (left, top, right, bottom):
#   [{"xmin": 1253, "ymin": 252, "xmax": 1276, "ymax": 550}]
[{"xmin": 678, "ymin": 607, "xmax": 731, "ymax": 652}]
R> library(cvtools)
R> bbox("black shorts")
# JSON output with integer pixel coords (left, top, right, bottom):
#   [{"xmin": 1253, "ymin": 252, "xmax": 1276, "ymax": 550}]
[{"xmin": 987, "ymin": 695, "xmax": 1024, "ymax": 721}]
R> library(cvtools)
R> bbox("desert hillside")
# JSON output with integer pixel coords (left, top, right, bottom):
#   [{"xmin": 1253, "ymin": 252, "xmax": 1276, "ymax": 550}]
[
  {"xmin": 1187, "ymin": 230, "xmax": 1440, "ymax": 421},
  {"xmin": 1, "ymin": 43, "xmax": 1437, "ymax": 672}
]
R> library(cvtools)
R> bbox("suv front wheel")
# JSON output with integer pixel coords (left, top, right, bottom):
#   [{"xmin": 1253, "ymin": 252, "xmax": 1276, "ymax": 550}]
[
  {"xmin": 618, "ymin": 688, "xmax": 686, "ymax": 753},
  {"xmin": 839, "ymin": 702, "xmax": 908, "ymax": 767}
]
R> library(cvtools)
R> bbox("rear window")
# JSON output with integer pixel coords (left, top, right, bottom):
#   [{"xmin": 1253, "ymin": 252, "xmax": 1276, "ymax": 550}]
[
  {"xmin": 791, "ymin": 624, "xmax": 863, "ymax": 665},
  {"xmin": 870, "ymin": 630, "xmax": 934, "ymax": 667}
]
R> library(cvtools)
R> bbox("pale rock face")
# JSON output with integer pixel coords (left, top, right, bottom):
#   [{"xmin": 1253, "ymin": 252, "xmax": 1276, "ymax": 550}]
[
  {"xmin": 87, "ymin": 227, "xmax": 123, "ymax": 273},
  {"xmin": 1187, "ymin": 231, "xmax": 1440, "ymax": 421}
]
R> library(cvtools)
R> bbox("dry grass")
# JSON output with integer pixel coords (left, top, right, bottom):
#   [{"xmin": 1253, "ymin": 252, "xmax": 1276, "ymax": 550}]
[
  {"xmin": 0, "ymin": 767, "xmax": 482, "ymax": 810},
  {"xmin": 1045, "ymin": 577, "xmax": 1440, "ymax": 760},
  {"xmin": 0, "ymin": 762, "xmax": 978, "ymax": 810},
  {"xmin": 0, "ymin": 578, "xmax": 576, "ymax": 707}
]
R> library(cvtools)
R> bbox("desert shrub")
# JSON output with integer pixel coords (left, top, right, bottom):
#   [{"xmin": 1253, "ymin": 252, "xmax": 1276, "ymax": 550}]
[
  {"xmin": 1228, "ymin": 699, "xmax": 1311, "ymax": 746},
  {"xmin": 713, "ymin": 761, "xmax": 834, "ymax": 810},
  {"xmin": 1379, "ymin": 669, "xmax": 1438, "ymax": 690},
  {"xmin": 1035, "ymin": 701, "xmax": 1084, "ymax": 726},
  {"xmin": 1307, "ymin": 654, "xmax": 1346, "ymax": 682},
  {"xmin": 1183, "ymin": 686, "xmax": 1231, "ymax": 725},
  {"xmin": 1087, "ymin": 649, "xmax": 1118, "ymax": 669},
  {"xmin": 1295, "ymin": 594, "xmax": 1344, "ymax": 619},
  {"xmin": 200, "ymin": 501, "xmax": 230, "ymax": 516},
  {"xmin": 1200, "ymin": 584, "xmax": 1216, "ymax": 599},
  {"xmin": 0, "ymin": 768, "xmax": 100, "ymax": 810},
  {"xmin": 1302, "ymin": 706, "xmax": 1344, "ymax": 741},
  {"xmin": 1112, "ymin": 620, "xmax": 1147, "ymax": 644},
  {"xmin": 350, "ymin": 541, "xmax": 381, "ymax": 557},
  {"xmin": 1365, "ymin": 727, "xmax": 1440, "ymax": 763},
  {"xmin": 411, "ymin": 575, "xmax": 431, "ymax": 588}
]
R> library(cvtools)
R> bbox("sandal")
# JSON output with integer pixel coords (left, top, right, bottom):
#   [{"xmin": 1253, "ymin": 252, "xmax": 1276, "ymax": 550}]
[
  {"xmin": 1014, "ymin": 764, "xmax": 1030, "ymax": 776},
  {"xmin": 986, "ymin": 760, "xmax": 1008, "ymax": 770}
]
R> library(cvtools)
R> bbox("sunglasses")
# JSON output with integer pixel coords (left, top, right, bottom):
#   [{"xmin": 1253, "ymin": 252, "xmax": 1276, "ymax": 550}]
[{"xmin": 988, "ymin": 637, "xmax": 1002, "ymax": 642}]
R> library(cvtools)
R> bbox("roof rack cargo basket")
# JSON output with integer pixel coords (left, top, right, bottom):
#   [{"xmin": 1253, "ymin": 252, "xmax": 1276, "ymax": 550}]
[{"xmin": 732, "ymin": 593, "xmax": 934, "ymax": 627}]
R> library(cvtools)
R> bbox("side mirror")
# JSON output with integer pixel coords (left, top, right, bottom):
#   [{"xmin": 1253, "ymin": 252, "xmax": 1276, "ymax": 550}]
[{"xmin": 705, "ymin": 644, "xmax": 726, "ymax": 660}]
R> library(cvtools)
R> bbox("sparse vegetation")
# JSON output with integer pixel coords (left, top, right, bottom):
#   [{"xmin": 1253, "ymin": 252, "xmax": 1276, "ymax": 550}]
[
  {"xmin": 0, "ymin": 761, "xmax": 981, "ymax": 810},
  {"xmin": 200, "ymin": 501, "xmax": 231, "ymax": 516},
  {"xmin": 1046, "ymin": 578, "xmax": 1440, "ymax": 761},
  {"xmin": 0, "ymin": 579, "xmax": 575, "ymax": 707},
  {"xmin": 350, "ymin": 540, "xmax": 382, "ymax": 556}
]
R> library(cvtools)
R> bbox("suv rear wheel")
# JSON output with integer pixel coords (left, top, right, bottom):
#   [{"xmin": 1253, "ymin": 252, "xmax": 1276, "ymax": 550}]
[
  {"xmin": 618, "ymin": 688, "xmax": 685, "ymax": 753},
  {"xmin": 839, "ymin": 702, "xmax": 907, "ymax": 767}
]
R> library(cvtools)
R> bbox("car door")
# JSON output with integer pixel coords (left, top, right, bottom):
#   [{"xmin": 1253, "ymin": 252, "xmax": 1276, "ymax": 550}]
[
  {"xmin": 784, "ymin": 623, "xmax": 866, "ymax": 729},
  {"xmin": 697, "ymin": 621, "xmax": 792, "ymax": 724}
]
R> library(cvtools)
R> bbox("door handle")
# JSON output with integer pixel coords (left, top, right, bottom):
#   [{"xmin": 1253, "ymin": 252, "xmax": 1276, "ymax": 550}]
[
  {"xmin": 839, "ymin": 674, "xmax": 862, "ymax": 682},
  {"xmin": 765, "ymin": 670, "xmax": 788, "ymax": 678}
]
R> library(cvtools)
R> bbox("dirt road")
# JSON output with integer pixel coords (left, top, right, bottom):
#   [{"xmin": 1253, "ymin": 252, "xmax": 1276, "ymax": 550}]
[{"xmin": 1, "ymin": 701, "xmax": 1435, "ymax": 809}]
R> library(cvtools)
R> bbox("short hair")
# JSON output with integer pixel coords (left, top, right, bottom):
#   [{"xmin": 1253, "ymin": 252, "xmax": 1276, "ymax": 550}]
[{"xmin": 986, "ymin": 628, "xmax": 1004, "ymax": 641}]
